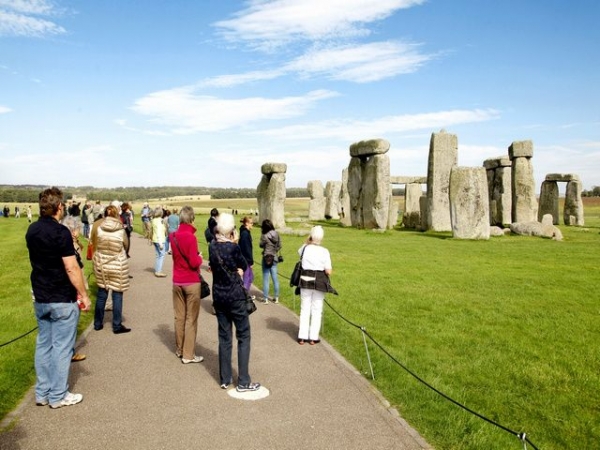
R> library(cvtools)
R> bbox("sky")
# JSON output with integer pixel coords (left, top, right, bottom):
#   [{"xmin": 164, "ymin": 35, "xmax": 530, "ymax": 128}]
[{"xmin": 1, "ymin": 0, "xmax": 599, "ymax": 191}]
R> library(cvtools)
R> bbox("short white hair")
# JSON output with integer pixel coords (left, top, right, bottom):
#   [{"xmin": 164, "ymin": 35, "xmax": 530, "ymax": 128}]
[
  {"xmin": 310, "ymin": 225, "xmax": 324, "ymax": 244},
  {"xmin": 216, "ymin": 213, "xmax": 235, "ymax": 236}
]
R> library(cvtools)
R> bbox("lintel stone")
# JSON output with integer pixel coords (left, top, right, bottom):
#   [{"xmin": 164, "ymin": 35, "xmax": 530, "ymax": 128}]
[
  {"xmin": 545, "ymin": 173, "xmax": 580, "ymax": 182},
  {"xmin": 349, "ymin": 139, "xmax": 390, "ymax": 157},
  {"xmin": 261, "ymin": 163, "xmax": 287, "ymax": 175},
  {"xmin": 508, "ymin": 140, "xmax": 533, "ymax": 159},
  {"xmin": 483, "ymin": 156, "xmax": 511, "ymax": 170},
  {"xmin": 390, "ymin": 176, "xmax": 427, "ymax": 184}
]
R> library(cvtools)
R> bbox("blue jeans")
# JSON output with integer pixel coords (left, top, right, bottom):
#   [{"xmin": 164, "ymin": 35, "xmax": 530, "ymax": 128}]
[
  {"xmin": 94, "ymin": 288, "xmax": 124, "ymax": 331},
  {"xmin": 262, "ymin": 259, "xmax": 280, "ymax": 299},
  {"xmin": 215, "ymin": 300, "xmax": 251, "ymax": 386},
  {"xmin": 33, "ymin": 302, "xmax": 80, "ymax": 405},
  {"xmin": 154, "ymin": 242, "xmax": 166, "ymax": 273}
]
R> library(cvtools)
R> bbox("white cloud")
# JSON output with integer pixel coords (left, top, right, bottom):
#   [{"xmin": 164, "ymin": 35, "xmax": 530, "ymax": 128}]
[
  {"xmin": 0, "ymin": 0, "xmax": 65, "ymax": 37},
  {"xmin": 287, "ymin": 41, "xmax": 433, "ymax": 82},
  {"xmin": 0, "ymin": 105, "xmax": 12, "ymax": 114},
  {"xmin": 215, "ymin": 0, "xmax": 425, "ymax": 49},
  {"xmin": 199, "ymin": 41, "xmax": 434, "ymax": 87},
  {"xmin": 255, "ymin": 109, "xmax": 501, "ymax": 142},
  {"xmin": 129, "ymin": 87, "xmax": 339, "ymax": 134},
  {"xmin": 198, "ymin": 69, "xmax": 285, "ymax": 88}
]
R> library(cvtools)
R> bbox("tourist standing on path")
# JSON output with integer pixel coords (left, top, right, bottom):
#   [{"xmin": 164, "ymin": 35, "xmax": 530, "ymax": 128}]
[
  {"xmin": 170, "ymin": 206, "xmax": 204, "ymax": 364},
  {"xmin": 26, "ymin": 187, "xmax": 91, "ymax": 409},
  {"xmin": 81, "ymin": 201, "xmax": 92, "ymax": 238},
  {"xmin": 209, "ymin": 213, "xmax": 260, "ymax": 392},
  {"xmin": 26, "ymin": 205, "xmax": 33, "ymax": 223},
  {"xmin": 259, "ymin": 219, "xmax": 281, "ymax": 304},
  {"xmin": 297, "ymin": 226, "xmax": 335, "ymax": 346},
  {"xmin": 120, "ymin": 202, "xmax": 134, "ymax": 258},
  {"xmin": 141, "ymin": 202, "xmax": 152, "ymax": 241},
  {"xmin": 239, "ymin": 216, "xmax": 255, "ymax": 291},
  {"xmin": 165, "ymin": 208, "xmax": 180, "ymax": 255},
  {"xmin": 204, "ymin": 208, "xmax": 219, "ymax": 245},
  {"xmin": 61, "ymin": 215, "xmax": 88, "ymax": 362},
  {"xmin": 151, "ymin": 206, "xmax": 167, "ymax": 277},
  {"xmin": 91, "ymin": 205, "xmax": 131, "ymax": 334}
]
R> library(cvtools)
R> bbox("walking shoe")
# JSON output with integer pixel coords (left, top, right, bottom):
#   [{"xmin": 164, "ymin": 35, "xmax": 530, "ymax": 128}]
[
  {"xmin": 272, "ymin": 297, "xmax": 279, "ymax": 304},
  {"xmin": 261, "ymin": 298, "xmax": 269, "ymax": 304},
  {"xmin": 36, "ymin": 399, "xmax": 49, "ymax": 406},
  {"xmin": 113, "ymin": 325, "xmax": 131, "ymax": 334},
  {"xmin": 154, "ymin": 272, "xmax": 167, "ymax": 278},
  {"xmin": 175, "ymin": 350, "xmax": 182, "ymax": 358},
  {"xmin": 220, "ymin": 378, "xmax": 232, "ymax": 389},
  {"xmin": 182, "ymin": 355, "xmax": 204, "ymax": 364},
  {"xmin": 236, "ymin": 382, "xmax": 261, "ymax": 392},
  {"xmin": 49, "ymin": 392, "xmax": 83, "ymax": 409}
]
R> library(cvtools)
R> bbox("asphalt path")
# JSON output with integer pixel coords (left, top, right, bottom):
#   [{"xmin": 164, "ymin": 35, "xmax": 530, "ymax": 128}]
[{"xmin": 1, "ymin": 233, "xmax": 431, "ymax": 450}]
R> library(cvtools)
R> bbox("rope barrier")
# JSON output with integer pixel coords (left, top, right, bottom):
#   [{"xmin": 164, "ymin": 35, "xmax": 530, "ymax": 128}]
[
  {"xmin": 0, "ymin": 326, "xmax": 38, "ymax": 348},
  {"xmin": 321, "ymin": 298, "xmax": 541, "ymax": 450}
]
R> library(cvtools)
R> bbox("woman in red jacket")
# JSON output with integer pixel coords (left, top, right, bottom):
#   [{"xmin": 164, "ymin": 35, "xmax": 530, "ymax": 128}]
[{"xmin": 170, "ymin": 206, "xmax": 204, "ymax": 364}]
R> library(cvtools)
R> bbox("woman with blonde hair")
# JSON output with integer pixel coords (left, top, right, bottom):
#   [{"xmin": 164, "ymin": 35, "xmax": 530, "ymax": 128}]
[
  {"xmin": 91, "ymin": 205, "xmax": 131, "ymax": 334},
  {"xmin": 151, "ymin": 206, "xmax": 167, "ymax": 277}
]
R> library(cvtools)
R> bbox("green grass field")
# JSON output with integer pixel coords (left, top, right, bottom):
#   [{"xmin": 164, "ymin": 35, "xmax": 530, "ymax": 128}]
[{"xmin": 1, "ymin": 198, "xmax": 599, "ymax": 449}]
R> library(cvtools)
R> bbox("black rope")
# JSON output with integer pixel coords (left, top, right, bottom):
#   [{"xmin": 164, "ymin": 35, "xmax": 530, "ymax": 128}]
[
  {"xmin": 0, "ymin": 326, "xmax": 38, "ymax": 348},
  {"xmin": 323, "ymin": 298, "xmax": 540, "ymax": 450}
]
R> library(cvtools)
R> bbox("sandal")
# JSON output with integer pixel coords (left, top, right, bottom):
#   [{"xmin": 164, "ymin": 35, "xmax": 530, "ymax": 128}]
[
  {"xmin": 71, "ymin": 353, "xmax": 86, "ymax": 362},
  {"xmin": 297, "ymin": 339, "xmax": 305, "ymax": 345}
]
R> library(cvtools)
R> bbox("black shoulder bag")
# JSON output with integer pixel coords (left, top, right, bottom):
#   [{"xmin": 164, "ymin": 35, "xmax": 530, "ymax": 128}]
[
  {"xmin": 172, "ymin": 235, "xmax": 211, "ymax": 299},
  {"xmin": 290, "ymin": 245, "xmax": 307, "ymax": 287}
]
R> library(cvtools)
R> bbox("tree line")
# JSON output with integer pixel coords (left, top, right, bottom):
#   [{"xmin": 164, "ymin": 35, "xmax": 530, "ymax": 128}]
[{"xmin": 0, "ymin": 185, "xmax": 311, "ymax": 203}]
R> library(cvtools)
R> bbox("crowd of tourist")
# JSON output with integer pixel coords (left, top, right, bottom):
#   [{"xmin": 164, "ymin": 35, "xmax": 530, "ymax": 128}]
[{"xmin": 24, "ymin": 189, "xmax": 336, "ymax": 408}]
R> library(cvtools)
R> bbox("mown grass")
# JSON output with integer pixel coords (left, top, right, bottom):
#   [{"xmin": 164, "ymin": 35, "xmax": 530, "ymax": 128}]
[{"xmin": 1, "ymin": 199, "xmax": 599, "ymax": 449}]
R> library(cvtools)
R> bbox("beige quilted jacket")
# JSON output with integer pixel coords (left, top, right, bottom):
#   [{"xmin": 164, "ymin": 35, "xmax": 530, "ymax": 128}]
[{"xmin": 92, "ymin": 217, "xmax": 130, "ymax": 292}]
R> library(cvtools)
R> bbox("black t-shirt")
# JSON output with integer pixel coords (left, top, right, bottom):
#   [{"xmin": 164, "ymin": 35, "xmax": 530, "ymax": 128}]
[{"xmin": 26, "ymin": 216, "xmax": 77, "ymax": 304}]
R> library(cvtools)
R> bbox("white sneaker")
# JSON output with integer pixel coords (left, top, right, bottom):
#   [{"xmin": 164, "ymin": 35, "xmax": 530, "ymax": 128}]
[
  {"xmin": 272, "ymin": 297, "xmax": 279, "ymax": 304},
  {"xmin": 182, "ymin": 355, "xmax": 204, "ymax": 364},
  {"xmin": 262, "ymin": 298, "xmax": 269, "ymax": 304},
  {"xmin": 49, "ymin": 392, "xmax": 83, "ymax": 409}
]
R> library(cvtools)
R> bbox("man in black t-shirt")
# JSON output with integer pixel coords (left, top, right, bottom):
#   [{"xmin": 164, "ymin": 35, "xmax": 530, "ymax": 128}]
[{"xmin": 26, "ymin": 187, "xmax": 91, "ymax": 409}]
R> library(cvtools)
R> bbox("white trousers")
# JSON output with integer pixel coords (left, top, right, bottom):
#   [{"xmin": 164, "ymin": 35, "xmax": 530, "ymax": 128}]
[{"xmin": 298, "ymin": 288, "xmax": 325, "ymax": 341}]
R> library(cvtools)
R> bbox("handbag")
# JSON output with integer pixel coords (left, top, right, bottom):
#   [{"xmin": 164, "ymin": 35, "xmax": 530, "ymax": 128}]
[
  {"xmin": 86, "ymin": 242, "xmax": 94, "ymax": 261},
  {"xmin": 246, "ymin": 296, "xmax": 257, "ymax": 315},
  {"xmin": 277, "ymin": 252, "xmax": 284, "ymax": 263},
  {"xmin": 290, "ymin": 246, "xmax": 306, "ymax": 287},
  {"xmin": 264, "ymin": 254, "xmax": 275, "ymax": 267},
  {"xmin": 172, "ymin": 236, "xmax": 211, "ymax": 299},
  {"xmin": 200, "ymin": 279, "xmax": 211, "ymax": 299}
]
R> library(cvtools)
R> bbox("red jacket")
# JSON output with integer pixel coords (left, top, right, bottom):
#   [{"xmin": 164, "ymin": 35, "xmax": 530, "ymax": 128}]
[{"xmin": 170, "ymin": 223, "xmax": 203, "ymax": 284}]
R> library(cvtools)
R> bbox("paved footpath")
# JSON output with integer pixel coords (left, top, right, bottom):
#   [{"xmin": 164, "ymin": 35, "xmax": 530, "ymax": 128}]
[{"xmin": 1, "ymin": 234, "xmax": 431, "ymax": 450}]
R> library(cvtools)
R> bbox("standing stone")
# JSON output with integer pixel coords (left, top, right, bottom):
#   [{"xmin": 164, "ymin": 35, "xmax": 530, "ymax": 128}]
[
  {"xmin": 388, "ymin": 195, "xmax": 400, "ymax": 229},
  {"xmin": 484, "ymin": 156, "xmax": 512, "ymax": 226},
  {"xmin": 324, "ymin": 181, "xmax": 342, "ymax": 220},
  {"xmin": 564, "ymin": 179, "xmax": 584, "ymax": 226},
  {"xmin": 509, "ymin": 141, "xmax": 537, "ymax": 223},
  {"xmin": 307, "ymin": 180, "xmax": 326, "ymax": 221},
  {"xmin": 449, "ymin": 167, "xmax": 490, "ymax": 239},
  {"xmin": 402, "ymin": 183, "xmax": 423, "ymax": 229},
  {"xmin": 419, "ymin": 195, "xmax": 429, "ymax": 231},
  {"xmin": 339, "ymin": 168, "xmax": 352, "ymax": 227},
  {"xmin": 427, "ymin": 130, "xmax": 458, "ymax": 231},
  {"xmin": 361, "ymin": 153, "xmax": 391, "ymax": 229},
  {"xmin": 346, "ymin": 138, "xmax": 392, "ymax": 229},
  {"xmin": 347, "ymin": 157, "xmax": 363, "ymax": 227},
  {"xmin": 257, "ymin": 163, "xmax": 287, "ymax": 229},
  {"xmin": 538, "ymin": 180, "xmax": 559, "ymax": 224}
]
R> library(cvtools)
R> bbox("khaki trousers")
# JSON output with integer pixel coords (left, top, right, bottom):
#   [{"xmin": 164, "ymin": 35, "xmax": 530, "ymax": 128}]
[{"xmin": 172, "ymin": 284, "xmax": 201, "ymax": 360}]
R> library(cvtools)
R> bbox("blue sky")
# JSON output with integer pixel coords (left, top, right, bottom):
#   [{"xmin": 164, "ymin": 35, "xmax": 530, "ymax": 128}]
[{"xmin": 1, "ymin": 0, "xmax": 599, "ymax": 190}]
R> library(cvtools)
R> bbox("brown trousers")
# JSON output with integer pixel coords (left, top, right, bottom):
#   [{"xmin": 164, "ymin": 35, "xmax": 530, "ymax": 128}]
[{"xmin": 172, "ymin": 284, "xmax": 201, "ymax": 360}]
